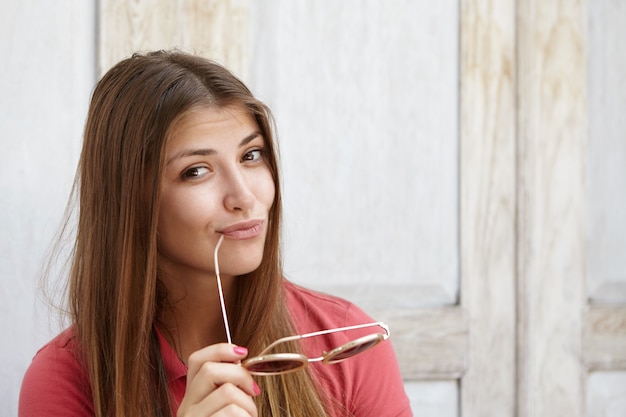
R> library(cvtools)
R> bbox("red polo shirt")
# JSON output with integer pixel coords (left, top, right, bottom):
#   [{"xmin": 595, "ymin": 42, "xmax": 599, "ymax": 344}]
[{"xmin": 19, "ymin": 281, "xmax": 412, "ymax": 417}]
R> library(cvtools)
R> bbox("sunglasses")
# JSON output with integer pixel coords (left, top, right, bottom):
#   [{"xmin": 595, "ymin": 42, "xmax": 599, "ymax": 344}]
[{"xmin": 213, "ymin": 235, "xmax": 390, "ymax": 376}]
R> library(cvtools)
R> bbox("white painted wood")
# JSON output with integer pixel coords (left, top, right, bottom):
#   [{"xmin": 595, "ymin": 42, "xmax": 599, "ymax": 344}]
[
  {"xmin": 249, "ymin": 0, "xmax": 460, "ymax": 312},
  {"xmin": 371, "ymin": 307, "xmax": 468, "ymax": 380},
  {"xmin": 587, "ymin": 372, "xmax": 626, "ymax": 417},
  {"xmin": 0, "ymin": 1, "xmax": 95, "ymax": 416},
  {"xmin": 587, "ymin": 0, "xmax": 626, "ymax": 304},
  {"xmin": 583, "ymin": 306, "xmax": 626, "ymax": 371},
  {"xmin": 98, "ymin": 0, "xmax": 250, "ymax": 78},
  {"xmin": 459, "ymin": 0, "xmax": 517, "ymax": 415},
  {"xmin": 404, "ymin": 381, "xmax": 458, "ymax": 417},
  {"xmin": 517, "ymin": 1, "xmax": 587, "ymax": 416}
]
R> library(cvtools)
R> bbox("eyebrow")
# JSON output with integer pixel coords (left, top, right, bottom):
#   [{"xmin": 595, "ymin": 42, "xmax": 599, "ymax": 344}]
[{"xmin": 166, "ymin": 131, "xmax": 262, "ymax": 165}]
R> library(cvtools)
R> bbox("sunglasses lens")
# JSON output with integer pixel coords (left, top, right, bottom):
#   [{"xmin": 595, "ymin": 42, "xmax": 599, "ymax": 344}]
[
  {"xmin": 323, "ymin": 333, "xmax": 384, "ymax": 364},
  {"xmin": 243, "ymin": 353, "xmax": 307, "ymax": 375}
]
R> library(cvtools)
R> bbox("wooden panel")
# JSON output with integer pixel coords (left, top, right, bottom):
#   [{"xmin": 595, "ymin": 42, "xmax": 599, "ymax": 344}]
[
  {"xmin": 405, "ymin": 381, "xmax": 459, "ymax": 417},
  {"xmin": 516, "ymin": 1, "xmax": 587, "ymax": 416},
  {"xmin": 98, "ymin": 0, "xmax": 250, "ymax": 77},
  {"xmin": 371, "ymin": 307, "xmax": 468, "ymax": 380},
  {"xmin": 587, "ymin": 0, "xmax": 626, "ymax": 304},
  {"xmin": 249, "ymin": 0, "xmax": 460, "ymax": 311},
  {"xmin": 586, "ymin": 372, "xmax": 626, "ymax": 417},
  {"xmin": 2, "ymin": 1, "xmax": 96, "ymax": 416},
  {"xmin": 583, "ymin": 306, "xmax": 626, "ymax": 371},
  {"xmin": 459, "ymin": 0, "xmax": 517, "ymax": 415}
]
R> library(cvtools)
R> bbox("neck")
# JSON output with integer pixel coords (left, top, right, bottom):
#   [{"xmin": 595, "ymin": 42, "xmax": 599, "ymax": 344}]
[{"xmin": 157, "ymin": 271, "xmax": 237, "ymax": 363}]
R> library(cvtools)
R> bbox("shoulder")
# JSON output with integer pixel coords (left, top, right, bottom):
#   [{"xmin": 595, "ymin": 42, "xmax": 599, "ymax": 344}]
[
  {"xmin": 19, "ymin": 327, "xmax": 94, "ymax": 417},
  {"xmin": 283, "ymin": 280, "xmax": 413, "ymax": 417},
  {"xmin": 283, "ymin": 280, "xmax": 372, "ymax": 330}
]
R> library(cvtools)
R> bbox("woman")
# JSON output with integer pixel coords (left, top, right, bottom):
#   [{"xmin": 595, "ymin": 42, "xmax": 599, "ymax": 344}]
[{"xmin": 19, "ymin": 51, "xmax": 411, "ymax": 417}]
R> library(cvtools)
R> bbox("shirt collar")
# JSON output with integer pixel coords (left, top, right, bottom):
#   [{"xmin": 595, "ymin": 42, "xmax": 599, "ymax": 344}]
[{"xmin": 155, "ymin": 326, "xmax": 188, "ymax": 381}]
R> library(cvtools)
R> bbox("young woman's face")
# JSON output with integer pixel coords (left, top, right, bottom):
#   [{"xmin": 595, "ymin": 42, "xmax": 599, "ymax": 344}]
[{"xmin": 157, "ymin": 104, "xmax": 275, "ymax": 280}]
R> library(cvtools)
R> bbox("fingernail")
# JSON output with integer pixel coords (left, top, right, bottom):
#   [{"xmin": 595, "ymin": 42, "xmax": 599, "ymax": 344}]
[
  {"xmin": 233, "ymin": 346, "xmax": 248, "ymax": 356},
  {"xmin": 253, "ymin": 381, "xmax": 261, "ymax": 396}
]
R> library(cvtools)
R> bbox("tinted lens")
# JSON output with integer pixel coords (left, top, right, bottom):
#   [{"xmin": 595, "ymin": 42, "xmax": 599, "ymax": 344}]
[
  {"xmin": 323, "ymin": 334, "xmax": 384, "ymax": 364},
  {"xmin": 243, "ymin": 353, "xmax": 307, "ymax": 375}
]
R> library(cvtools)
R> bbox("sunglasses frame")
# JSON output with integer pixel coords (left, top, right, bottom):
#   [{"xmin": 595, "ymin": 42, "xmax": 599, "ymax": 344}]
[{"xmin": 242, "ymin": 322, "xmax": 390, "ymax": 376}]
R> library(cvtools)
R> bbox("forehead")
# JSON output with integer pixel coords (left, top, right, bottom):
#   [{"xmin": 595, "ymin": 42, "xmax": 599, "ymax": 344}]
[
  {"xmin": 169, "ymin": 103, "xmax": 255, "ymax": 134},
  {"xmin": 165, "ymin": 104, "xmax": 259, "ymax": 148}
]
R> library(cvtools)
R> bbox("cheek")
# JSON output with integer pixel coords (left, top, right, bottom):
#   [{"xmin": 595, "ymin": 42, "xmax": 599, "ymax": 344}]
[
  {"xmin": 157, "ymin": 188, "xmax": 207, "ymax": 242},
  {"xmin": 257, "ymin": 168, "xmax": 276, "ymax": 208},
  {"xmin": 156, "ymin": 194, "xmax": 181, "ymax": 250},
  {"xmin": 157, "ymin": 188, "xmax": 194, "ymax": 244}
]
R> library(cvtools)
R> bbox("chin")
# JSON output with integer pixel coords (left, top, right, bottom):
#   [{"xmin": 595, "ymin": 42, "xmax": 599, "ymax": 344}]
[
  {"xmin": 223, "ymin": 236, "xmax": 266, "ymax": 271},
  {"xmin": 221, "ymin": 251, "xmax": 265, "ymax": 277}
]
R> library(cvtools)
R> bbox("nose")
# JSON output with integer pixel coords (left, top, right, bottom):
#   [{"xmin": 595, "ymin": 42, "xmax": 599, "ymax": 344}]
[{"xmin": 222, "ymin": 168, "xmax": 256, "ymax": 212}]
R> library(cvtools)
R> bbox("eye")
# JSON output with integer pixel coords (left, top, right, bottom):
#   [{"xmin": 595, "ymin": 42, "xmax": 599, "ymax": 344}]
[
  {"xmin": 242, "ymin": 149, "xmax": 265, "ymax": 163},
  {"xmin": 182, "ymin": 166, "xmax": 210, "ymax": 180}
]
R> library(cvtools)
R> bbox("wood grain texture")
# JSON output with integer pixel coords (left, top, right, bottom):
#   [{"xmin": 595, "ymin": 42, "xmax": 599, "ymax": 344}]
[
  {"xmin": 516, "ymin": 0, "xmax": 587, "ymax": 416},
  {"xmin": 583, "ymin": 306, "xmax": 626, "ymax": 371},
  {"xmin": 460, "ymin": 0, "xmax": 517, "ymax": 415},
  {"xmin": 371, "ymin": 307, "xmax": 468, "ymax": 380},
  {"xmin": 98, "ymin": 0, "xmax": 249, "ymax": 78}
]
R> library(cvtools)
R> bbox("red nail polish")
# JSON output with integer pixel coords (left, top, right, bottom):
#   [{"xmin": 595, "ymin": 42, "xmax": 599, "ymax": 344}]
[
  {"xmin": 253, "ymin": 381, "xmax": 261, "ymax": 396},
  {"xmin": 233, "ymin": 346, "xmax": 248, "ymax": 356}
]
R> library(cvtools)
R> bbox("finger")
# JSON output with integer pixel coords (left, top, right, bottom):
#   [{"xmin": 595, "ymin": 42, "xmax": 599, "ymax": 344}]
[
  {"xmin": 187, "ymin": 344, "xmax": 249, "ymax": 380},
  {"xmin": 186, "ymin": 361, "xmax": 260, "ymax": 401},
  {"xmin": 182, "ymin": 344, "xmax": 259, "ymax": 410},
  {"xmin": 195, "ymin": 382, "xmax": 258, "ymax": 417}
]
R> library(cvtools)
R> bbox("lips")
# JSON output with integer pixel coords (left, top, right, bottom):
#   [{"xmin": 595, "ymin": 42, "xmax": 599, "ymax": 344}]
[{"xmin": 218, "ymin": 220, "xmax": 265, "ymax": 240}]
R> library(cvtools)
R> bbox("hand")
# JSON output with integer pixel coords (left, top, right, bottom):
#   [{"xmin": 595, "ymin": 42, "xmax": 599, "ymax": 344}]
[{"xmin": 177, "ymin": 344, "xmax": 260, "ymax": 417}]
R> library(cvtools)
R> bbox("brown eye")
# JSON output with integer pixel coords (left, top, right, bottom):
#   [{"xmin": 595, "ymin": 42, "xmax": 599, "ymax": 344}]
[
  {"xmin": 242, "ymin": 149, "xmax": 263, "ymax": 162},
  {"xmin": 182, "ymin": 166, "xmax": 209, "ymax": 179}
]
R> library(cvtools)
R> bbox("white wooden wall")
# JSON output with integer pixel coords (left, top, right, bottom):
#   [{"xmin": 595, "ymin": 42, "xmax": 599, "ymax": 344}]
[
  {"xmin": 2, "ymin": 1, "xmax": 625, "ymax": 416},
  {"xmin": 0, "ymin": 1, "xmax": 95, "ymax": 416},
  {"xmin": 585, "ymin": 1, "xmax": 626, "ymax": 415}
]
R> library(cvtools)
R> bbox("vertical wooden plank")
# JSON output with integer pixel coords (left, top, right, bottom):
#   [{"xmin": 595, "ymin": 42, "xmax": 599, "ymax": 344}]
[
  {"xmin": 98, "ymin": 0, "xmax": 250, "ymax": 77},
  {"xmin": 516, "ymin": 1, "xmax": 587, "ymax": 416},
  {"xmin": 98, "ymin": 0, "xmax": 180, "ymax": 74},
  {"xmin": 181, "ymin": 0, "xmax": 250, "ymax": 80},
  {"xmin": 2, "ymin": 1, "xmax": 95, "ymax": 415},
  {"xmin": 460, "ymin": 0, "xmax": 517, "ymax": 415},
  {"xmin": 585, "ymin": 1, "xmax": 626, "ymax": 411},
  {"xmin": 586, "ymin": 0, "xmax": 626, "ymax": 304}
]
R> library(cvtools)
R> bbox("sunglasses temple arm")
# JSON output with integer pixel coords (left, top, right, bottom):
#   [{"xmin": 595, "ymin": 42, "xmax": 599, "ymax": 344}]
[
  {"xmin": 299, "ymin": 321, "xmax": 390, "ymax": 341},
  {"xmin": 214, "ymin": 235, "xmax": 232, "ymax": 344},
  {"xmin": 257, "ymin": 322, "xmax": 390, "ymax": 356}
]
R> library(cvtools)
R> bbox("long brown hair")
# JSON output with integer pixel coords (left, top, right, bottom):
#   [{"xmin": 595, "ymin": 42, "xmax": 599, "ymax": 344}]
[{"xmin": 68, "ymin": 50, "xmax": 329, "ymax": 417}]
